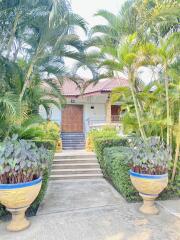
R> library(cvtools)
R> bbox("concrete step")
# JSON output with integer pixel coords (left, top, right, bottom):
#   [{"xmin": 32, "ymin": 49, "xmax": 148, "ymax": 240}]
[
  {"xmin": 61, "ymin": 135, "xmax": 85, "ymax": 138},
  {"xmin": 62, "ymin": 145, "xmax": 85, "ymax": 148},
  {"xmin": 51, "ymin": 168, "xmax": 102, "ymax": 175},
  {"xmin": 52, "ymin": 163, "xmax": 99, "ymax": 169},
  {"xmin": 61, "ymin": 137, "xmax": 85, "ymax": 141},
  {"xmin": 62, "ymin": 136, "xmax": 84, "ymax": 138},
  {"xmin": 50, "ymin": 173, "xmax": 103, "ymax": 180},
  {"xmin": 61, "ymin": 133, "xmax": 84, "ymax": 136},
  {"xmin": 54, "ymin": 154, "xmax": 96, "ymax": 159},
  {"xmin": 62, "ymin": 139, "xmax": 85, "ymax": 142},
  {"xmin": 53, "ymin": 159, "xmax": 98, "ymax": 165},
  {"xmin": 62, "ymin": 143, "xmax": 85, "ymax": 146}
]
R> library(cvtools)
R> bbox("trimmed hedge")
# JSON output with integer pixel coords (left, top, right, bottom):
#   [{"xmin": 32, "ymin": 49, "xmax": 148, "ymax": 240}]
[
  {"xmin": 93, "ymin": 136, "xmax": 128, "ymax": 172},
  {"xmin": 0, "ymin": 147, "xmax": 55, "ymax": 220},
  {"xmin": 103, "ymin": 146, "xmax": 140, "ymax": 202}
]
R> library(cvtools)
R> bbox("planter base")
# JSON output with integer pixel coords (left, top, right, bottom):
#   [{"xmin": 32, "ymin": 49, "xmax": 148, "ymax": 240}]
[
  {"xmin": 139, "ymin": 193, "xmax": 159, "ymax": 215},
  {"xmin": 7, "ymin": 206, "xmax": 30, "ymax": 232}
]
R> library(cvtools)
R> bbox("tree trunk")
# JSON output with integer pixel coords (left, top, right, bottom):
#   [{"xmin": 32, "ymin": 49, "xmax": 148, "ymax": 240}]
[
  {"xmin": 171, "ymin": 142, "xmax": 180, "ymax": 182},
  {"xmin": 19, "ymin": 62, "xmax": 34, "ymax": 101},
  {"xmin": 164, "ymin": 66, "xmax": 170, "ymax": 145},
  {"xmin": 129, "ymin": 74, "xmax": 146, "ymax": 140},
  {"xmin": 6, "ymin": 12, "xmax": 21, "ymax": 59}
]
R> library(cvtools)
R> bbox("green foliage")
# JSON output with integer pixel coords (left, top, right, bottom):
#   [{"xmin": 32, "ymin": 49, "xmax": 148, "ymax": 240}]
[
  {"xmin": 103, "ymin": 146, "xmax": 140, "ymax": 202},
  {"xmin": 103, "ymin": 146, "xmax": 180, "ymax": 202},
  {"xmin": 0, "ymin": 135, "xmax": 52, "ymax": 184},
  {"xmin": 128, "ymin": 137, "xmax": 172, "ymax": 174},
  {"xmin": 0, "ymin": 143, "xmax": 55, "ymax": 219},
  {"xmin": 86, "ymin": 126, "xmax": 119, "ymax": 152},
  {"xmin": 27, "ymin": 149, "xmax": 54, "ymax": 216},
  {"xmin": 94, "ymin": 136, "xmax": 128, "ymax": 170},
  {"xmin": 17, "ymin": 121, "xmax": 60, "ymax": 142}
]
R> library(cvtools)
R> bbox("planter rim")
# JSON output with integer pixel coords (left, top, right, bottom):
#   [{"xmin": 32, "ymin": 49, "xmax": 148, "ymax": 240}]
[
  {"xmin": 0, "ymin": 177, "xmax": 42, "ymax": 190},
  {"xmin": 129, "ymin": 170, "xmax": 168, "ymax": 179}
]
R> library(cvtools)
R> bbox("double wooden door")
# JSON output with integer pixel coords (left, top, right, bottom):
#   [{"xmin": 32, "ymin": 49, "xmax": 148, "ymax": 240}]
[{"xmin": 62, "ymin": 105, "xmax": 83, "ymax": 132}]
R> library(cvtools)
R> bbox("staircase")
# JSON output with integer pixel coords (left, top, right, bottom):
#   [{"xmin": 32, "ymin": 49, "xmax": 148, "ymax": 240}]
[
  {"xmin": 50, "ymin": 151, "xmax": 103, "ymax": 180},
  {"xmin": 61, "ymin": 132, "xmax": 85, "ymax": 150}
]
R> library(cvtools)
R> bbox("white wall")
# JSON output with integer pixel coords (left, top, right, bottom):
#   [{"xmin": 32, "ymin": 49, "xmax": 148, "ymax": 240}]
[
  {"xmin": 84, "ymin": 103, "xmax": 106, "ymax": 133},
  {"xmin": 39, "ymin": 105, "xmax": 61, "ymax": 125},
  {"xmin": 39, "ymin": 94, "xmax": 108, "ymax": 131}
]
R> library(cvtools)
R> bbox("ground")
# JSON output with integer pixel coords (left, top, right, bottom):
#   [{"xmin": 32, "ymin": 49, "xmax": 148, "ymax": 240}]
[{"xmin": 0, "ymin": 178, "xmax": 179, "ymax": 240}]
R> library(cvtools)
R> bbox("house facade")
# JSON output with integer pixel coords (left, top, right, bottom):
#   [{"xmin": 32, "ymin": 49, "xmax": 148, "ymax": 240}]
[{"xmin": 40, "ymin": 77, "xmax": 128, "ymax": 136}]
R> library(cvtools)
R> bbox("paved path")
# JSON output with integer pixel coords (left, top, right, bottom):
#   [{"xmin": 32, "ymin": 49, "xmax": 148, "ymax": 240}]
[{"xmin": 0, "ymin": 179, "xmax": 180, "ymax": 240}]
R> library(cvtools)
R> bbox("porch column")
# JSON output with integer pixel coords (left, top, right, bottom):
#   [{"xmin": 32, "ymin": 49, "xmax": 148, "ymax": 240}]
[{"xmin": 106, "ymin": 95, "xmax": 111, "ymax": 124}]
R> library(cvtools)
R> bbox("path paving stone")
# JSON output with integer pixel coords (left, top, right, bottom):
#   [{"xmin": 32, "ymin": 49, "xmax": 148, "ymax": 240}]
[{"xmin": 0, "ymin": 179, "xmax": 179, "ymax": 240}]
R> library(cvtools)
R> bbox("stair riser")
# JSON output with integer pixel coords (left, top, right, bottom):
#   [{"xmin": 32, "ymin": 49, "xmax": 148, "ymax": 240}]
[
  {"xmin": 63, "ymin": 142, "xmax": 85, "ymax": 146},
  {"xmin": 52, "ymin": 165, "xmax": 99, "ymax": 169},
  {"xmin": 61, "ymin": 135, "xmax": 85, "ymax": 139},
  {"xmin": 51, "ymin": 170, "xmax": 102, "ymax": 175},
  {"xmin": 61, "ymin": 139, "xmax": 85, "ymax": 142},
  {"xmin": 50, "ymin": 175, "xmax": 103, "ymax": 180},
  {"xmin": 53, "ymin": 160, "xmax": 98, "ymax": 165},
  {"xmin": 61, "ymin": 132, "xmax": 84, "ymax": 136},
  {"xmin": 54, "ymin": 155, "xmax": 96, "ymax": 159},
  {"xmin": 62, "ymin": 147, "xmax": 85, "ymax": 149},
  {"xmin": 61, "ymin": 135, "xmax": 85, "ymax": 137},
  {"xmin": 61, "ymin": 136, "xmax": 85, "ymax": 140}
]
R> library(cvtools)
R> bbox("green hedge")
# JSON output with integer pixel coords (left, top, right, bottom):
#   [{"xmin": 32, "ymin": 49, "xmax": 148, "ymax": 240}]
[
  {"xmin": 93, "ymin": 136, "xmax": 128, "ymax": 172},
  {"xmin": 103, "ymin": 146, "xmax": 140, "ymax": 202},
  {"xmin": 0, "ymin": 148, "xmax": 54, "ymax": 220}
]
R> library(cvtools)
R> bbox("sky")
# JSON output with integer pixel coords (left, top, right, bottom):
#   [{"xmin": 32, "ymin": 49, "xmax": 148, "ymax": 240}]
[{"xmin": 71, "ymin": 0, "xmax": 126, "ymax": 27}]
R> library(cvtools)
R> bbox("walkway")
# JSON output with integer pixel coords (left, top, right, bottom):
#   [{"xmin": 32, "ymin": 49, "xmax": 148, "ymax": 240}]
[{"xmin": 0, "ymin": 152, "xmax": 180, "ymax": 240}]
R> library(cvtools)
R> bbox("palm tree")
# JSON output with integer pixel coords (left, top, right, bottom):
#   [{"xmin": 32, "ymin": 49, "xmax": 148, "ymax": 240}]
[
  {"xmin": 98, "ymin": 33, "xmax": 161, "ymax": 139},
  {"xmin": 0, "ymin": 0, "xmax": 88, "ymax": 101}
]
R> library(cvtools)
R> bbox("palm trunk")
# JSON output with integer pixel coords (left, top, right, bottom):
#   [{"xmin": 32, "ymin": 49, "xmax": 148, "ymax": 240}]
[
  {"xmin": 6, "ymin": 12, "xmax": 20, "ymax": 59},
  {"xmin": 19, "ymin": 62, "xmax": 34, "ymax": 101},
  {"xmin": 19, "ymin": 45, "xmax": 41, "ymax": 101},
  {"xmin": 171, "ymin": 142, "xmax": 179, "ymax": 182},
  {"xmin": 129, "ymin": 74, "xmax": 146, "ymax": 140},
  {"xmin": 171, "ymin": 114, "xmax": 180, "ymax": 182},
  {"xmin": 164, "ymin": 66, "xmax": 170, "ymax": 145}
]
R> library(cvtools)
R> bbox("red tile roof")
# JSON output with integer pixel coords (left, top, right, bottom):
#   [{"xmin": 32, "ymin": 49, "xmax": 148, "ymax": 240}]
[
  {"xmin": 84, "ymin": 77, "xmax": 128, "ymax": 96},
  {"xmin": 61, "ymin": 77, "xmax": 128, "ymax": 97},
  {"xmin": 61, "ymin": 79, "xmax": 81, "ymax": 97}
]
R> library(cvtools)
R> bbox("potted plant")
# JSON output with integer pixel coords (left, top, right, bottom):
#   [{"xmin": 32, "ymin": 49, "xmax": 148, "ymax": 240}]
[
  {"xmin": 0, "ymin": 135, "xmax": 50, "ymax": 231},
  {"xmin": 128, "ymin": 137, "xmax": 171, "ymax": 214}
]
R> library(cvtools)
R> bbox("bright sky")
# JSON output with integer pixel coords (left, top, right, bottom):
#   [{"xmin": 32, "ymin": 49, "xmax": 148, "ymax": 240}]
[{"xmin": 71, "ymin": 0, "xmax": 126, "ymax": 27}]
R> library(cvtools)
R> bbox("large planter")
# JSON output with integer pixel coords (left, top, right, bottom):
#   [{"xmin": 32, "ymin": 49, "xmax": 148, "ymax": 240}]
[
  {"xmin": 0, "ymin": 177, "xmax": 42, "ymax": 231},
  {"xmin": 129, "ymin": 170, "xmax": 168, "ymax": 214}
]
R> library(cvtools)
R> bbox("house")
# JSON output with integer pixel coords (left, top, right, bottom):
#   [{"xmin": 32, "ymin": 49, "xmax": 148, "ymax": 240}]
[{"xmin": 39, "ymin": 77, "xmax": 128, "ymax": 149}]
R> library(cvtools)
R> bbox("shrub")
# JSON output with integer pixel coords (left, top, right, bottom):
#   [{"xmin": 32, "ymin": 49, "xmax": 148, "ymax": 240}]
[
  {"xmin": 86, "ymin": 126, "xmax": 118, "ymax": 152},
  {"xmin": 94, "ymin": 137, "xmax": 128, "ymax": 171},
  {"xmin": 128, "ymin": 137, "xmax": 171, "ymax": 174},
  {"xmin": 103, "ymin": 146, "xmax": 140, "ymax": 202},
  {"xmin": 19, "ymin": 121, "xmax": 60, "ymax": 142},
  {"xmin": 0, "ymin": 135, "xmax": 52, "ymax": 184}
]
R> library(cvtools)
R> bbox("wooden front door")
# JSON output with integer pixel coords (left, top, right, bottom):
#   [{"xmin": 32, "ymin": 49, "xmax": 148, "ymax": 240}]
[
  {"xmin": 111, "ymin": 105, "xmax": 121, "ymax": 122},
  {"xmin": 62, "ymin": 105, "xmax": 83, "ymax": 132}
]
